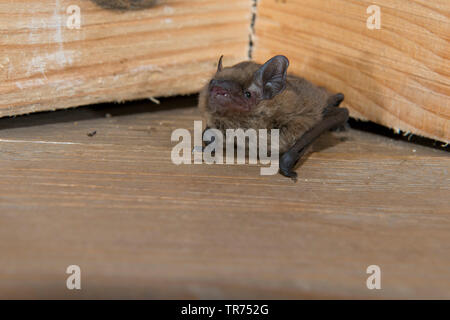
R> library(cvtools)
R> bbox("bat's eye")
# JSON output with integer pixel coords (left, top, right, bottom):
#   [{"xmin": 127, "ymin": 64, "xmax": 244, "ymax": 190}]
[{"xmin": 244, "ymin": 91, "xmax": 251, "ymax": 98}]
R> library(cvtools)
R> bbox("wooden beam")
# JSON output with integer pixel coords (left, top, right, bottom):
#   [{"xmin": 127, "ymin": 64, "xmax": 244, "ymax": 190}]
[
  {"xmin": 253, "ymin": 0, "xmax": 449, "ymax": 143},
  {"xmin": 0, "ymin": 0, "xmax": 251, "ymax": 117}
]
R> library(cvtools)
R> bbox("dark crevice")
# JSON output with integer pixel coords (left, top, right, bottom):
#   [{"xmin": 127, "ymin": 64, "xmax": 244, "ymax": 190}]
[
  {"xmin": 248, "ymin": 0, "xmax": 258, "ymax": 59},
  {"xmin": 0, "ymin": 96, "xmax": 196, "ymax": 131},
  {"xmin": 348, "ymin": 118, "xmax": 449, "ymax": 152}
]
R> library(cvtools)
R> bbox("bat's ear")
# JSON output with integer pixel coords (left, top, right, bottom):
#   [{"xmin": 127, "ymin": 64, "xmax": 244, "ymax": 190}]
[
  {"xmin": 217, "ymin": 55, "xmax": 224, "ymax": 73},
  {"xmin": 252, "ymin": 55, "xmax": 289, "ymax": 99}
]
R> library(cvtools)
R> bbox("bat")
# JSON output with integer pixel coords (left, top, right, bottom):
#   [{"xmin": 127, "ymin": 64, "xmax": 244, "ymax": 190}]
[
  {"xmin": 90, "ymin": 0, "xmax": 157, "ymax": 10},
  {"xmin": 198, "ymin": 55, "xmax": 349, "ymax": 180}
]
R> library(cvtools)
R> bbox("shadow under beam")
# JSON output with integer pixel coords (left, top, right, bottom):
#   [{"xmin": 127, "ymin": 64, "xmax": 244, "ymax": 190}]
[{"xmin": 0, "ymin": 95, "xmax": 198, "ymax": 131}]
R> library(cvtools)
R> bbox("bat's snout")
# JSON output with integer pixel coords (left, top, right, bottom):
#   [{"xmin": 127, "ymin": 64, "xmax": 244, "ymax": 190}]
[
  {"xmin": 209, "ymin": 79, "xmax": 233, "ymax": 97},
  {"xmin": 207, "ymin": 79, "xmax": 248, "ymax": 115},
  {"xmin": 210, "ymin": 86, "xmax": 229, "ymax": 98}
]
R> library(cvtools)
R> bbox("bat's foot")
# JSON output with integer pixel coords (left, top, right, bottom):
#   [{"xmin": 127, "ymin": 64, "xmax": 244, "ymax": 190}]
[
  {"xmin": 279, "ymin": 151, "xmax": 299, "ymax": 181},
  {"xmin": 327, "ymin": 93, "xmax": 345, "ymax": 108}
]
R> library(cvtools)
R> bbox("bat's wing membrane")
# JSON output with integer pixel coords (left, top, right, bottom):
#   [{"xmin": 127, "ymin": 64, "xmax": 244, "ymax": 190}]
[{"xmin": 279, "ymin": 95, "xmax": 349, "ymax": 180}]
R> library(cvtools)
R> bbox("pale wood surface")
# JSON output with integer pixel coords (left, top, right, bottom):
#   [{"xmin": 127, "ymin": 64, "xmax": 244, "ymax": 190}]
[
  {"xmin": 253, "ymin": 0, "xmax": 450, "ymax": 143},
  {"xmin": 0, "ymin": 97, "xmax": 449, "ymax": 299},
  {"xmin": 0, "ymin": 0, "xmax": 250, "ymax": 117}
]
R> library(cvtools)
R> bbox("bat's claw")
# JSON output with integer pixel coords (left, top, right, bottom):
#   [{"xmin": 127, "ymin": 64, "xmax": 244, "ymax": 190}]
[{"xmin": 279, "ymin": 168, "xmax": 298, "ymax": 181}]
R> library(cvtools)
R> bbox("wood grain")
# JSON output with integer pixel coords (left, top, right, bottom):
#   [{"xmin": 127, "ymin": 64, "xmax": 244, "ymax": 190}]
[
  {"xmin": 0, "ymin": 0, "xmax": 251, "ymax": 117},
  {"xmin": 0, "ymin": 97, "xmax": 449, "ymax": 299},
  {"xmin": 253, "ymin": 0, "xmax": 450, "ymax": 143}
]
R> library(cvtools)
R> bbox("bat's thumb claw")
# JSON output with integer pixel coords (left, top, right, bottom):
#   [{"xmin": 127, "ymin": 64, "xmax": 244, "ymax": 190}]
[
  {"xmin": 279, "ymin": 168, "xmax": 298, "ymax": 181},
  {"xmin": 290, "ymin": 173, "xmax": 298, "ymax": 182}
]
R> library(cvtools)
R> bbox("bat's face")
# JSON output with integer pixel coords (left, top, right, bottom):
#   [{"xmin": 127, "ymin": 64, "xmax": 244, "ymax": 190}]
[
  {"xmin": 206, "ymin": 55, "xmax": 289, "ymax": 117},
  {"xmin": 208, "ymin": 78, "xmax": 256, "ymax": 115}
]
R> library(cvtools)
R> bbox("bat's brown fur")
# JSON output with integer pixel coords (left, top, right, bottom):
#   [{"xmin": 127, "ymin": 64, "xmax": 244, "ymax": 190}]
[{"xmin": 198, "ymin": 57, "xmax": 338, "ymax": 154}]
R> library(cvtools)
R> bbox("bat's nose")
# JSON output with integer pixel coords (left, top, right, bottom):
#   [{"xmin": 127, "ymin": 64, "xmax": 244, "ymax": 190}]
[
  {"xmin": 209, "ymin": 79, "xmax": 232, "ymax": 91},
  {"xmin": 209, "ymin": 80, "xmax": 233, "ymax": 98}
]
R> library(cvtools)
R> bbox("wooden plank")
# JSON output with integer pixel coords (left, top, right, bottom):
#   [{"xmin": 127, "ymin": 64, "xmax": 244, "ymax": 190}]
[
  {"xmin": 0, "ymin": 0, "xmax": 251, "ymax": 117},
  {"xmin": 0, "ymin": 97, "xmax": 449, "ymax": 299},
  {"xmin": 253, "ymin": 0, "xmax": 450, "ymax": 143}
]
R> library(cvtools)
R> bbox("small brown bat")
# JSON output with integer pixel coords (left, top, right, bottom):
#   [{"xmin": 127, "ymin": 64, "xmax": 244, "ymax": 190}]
[{"xmin": 198, "ymin": 55, "xmax": 349, "ymax": 179}]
